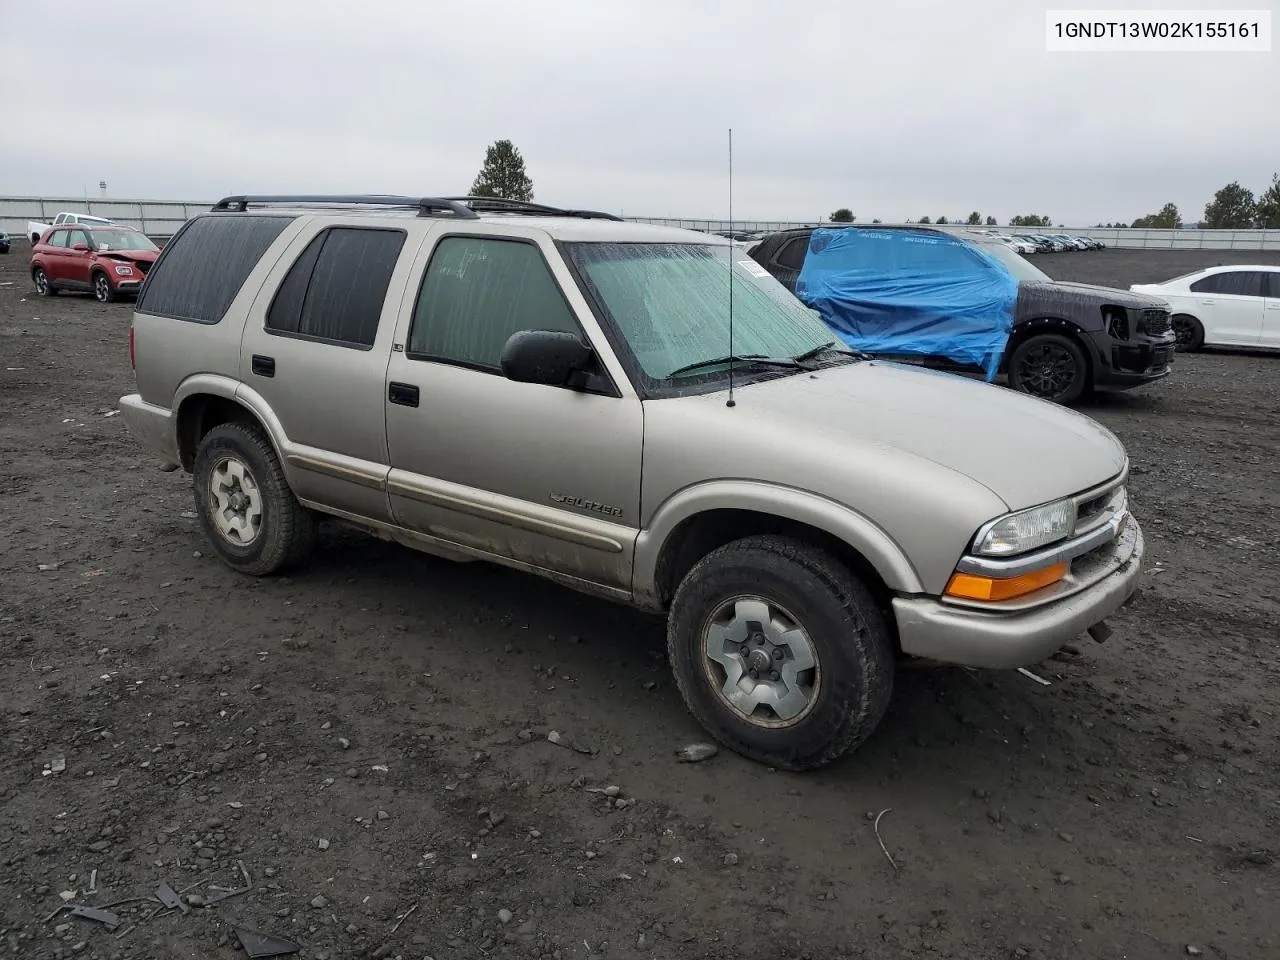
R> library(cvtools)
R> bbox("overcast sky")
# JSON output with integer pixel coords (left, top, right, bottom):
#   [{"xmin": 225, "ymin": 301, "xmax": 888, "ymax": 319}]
[{"xmin": 2, "ymin": 0, "xmax": 1275, "ymax": 225}]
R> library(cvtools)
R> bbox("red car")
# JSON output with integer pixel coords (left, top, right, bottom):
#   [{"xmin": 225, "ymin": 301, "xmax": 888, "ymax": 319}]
[{"xmin": 30, "ymin": 224, "xmax": 160, "ymax": 302}]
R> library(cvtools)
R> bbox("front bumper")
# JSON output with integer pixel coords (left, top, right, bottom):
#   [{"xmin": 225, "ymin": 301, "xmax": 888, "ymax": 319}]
[
  {"xmin": 119, "ymin": 393, "xmax": 182, "ymax": 469},
  {"xmin": 892, "ymin": 517, "xmax": 1144, "ymax": 669},
  {"xmin": 1094, "ymin": 332, "xmax": 1176, "ymax": 390}
]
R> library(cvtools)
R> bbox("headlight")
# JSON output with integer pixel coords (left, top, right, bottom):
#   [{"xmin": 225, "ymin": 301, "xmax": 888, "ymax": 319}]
[
  {"xmin": 974, "ymin": 499, "xmax": 1075, "ymax": 557},
  {"xmin": 114, "ymin": 265, "xmax": 134, "ymax": 276}
]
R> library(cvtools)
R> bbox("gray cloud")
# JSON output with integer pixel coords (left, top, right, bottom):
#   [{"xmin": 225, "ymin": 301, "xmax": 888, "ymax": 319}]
[{"xmin": 2, "ymin": 0, "xmax": 1275, "ymax": 225}]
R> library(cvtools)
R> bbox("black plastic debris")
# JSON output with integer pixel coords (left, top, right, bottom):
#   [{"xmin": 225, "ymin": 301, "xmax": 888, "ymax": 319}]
[
  {"xmin": 68, "ymin": 905, "xmax": 122, "ymax": 929},
  {"xmin": 156, "ymin": 882, "xmax": 189, "ymax": 914},
  {"xmin": 232, "ymin": 925, "xmax": 301, "ymax": 958}
]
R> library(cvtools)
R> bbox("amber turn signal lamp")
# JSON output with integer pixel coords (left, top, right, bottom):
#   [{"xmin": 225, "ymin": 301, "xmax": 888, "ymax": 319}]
[{"xmin": 945, "ymin": 562, "xmax": 1069, "ymax": 602}]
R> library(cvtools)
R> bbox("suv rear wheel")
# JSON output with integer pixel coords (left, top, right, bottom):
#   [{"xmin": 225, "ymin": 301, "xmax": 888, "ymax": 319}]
[
  {"xmin": 1007, "ymin": 333, "xmax": 1088, "ymax": 404},
  {"xmin": 33, "ymin": 267, "xmax": 57, "ymax": 296},
  {"xmin": 193, "ymin": 422, "xmax": 316, "ymax": 575},
  {"xmin": 667, "ymin": 535, "xmax": 895, "ymax": 771}
]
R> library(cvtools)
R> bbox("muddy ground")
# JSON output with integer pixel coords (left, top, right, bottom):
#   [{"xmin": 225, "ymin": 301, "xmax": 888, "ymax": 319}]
[{"xmin": 1, "ymin": 245, "xmax": 1277, "ymax": 960}]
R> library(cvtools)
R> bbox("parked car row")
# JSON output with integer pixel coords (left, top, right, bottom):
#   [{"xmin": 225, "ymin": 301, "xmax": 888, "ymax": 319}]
[
  {"xmin": 115, "ymin": 193, "xmax": 1146, "ymax": 772},
  {"xmin": 973, "ymin": 230, "xmax": 1107, "ymax": 254}
]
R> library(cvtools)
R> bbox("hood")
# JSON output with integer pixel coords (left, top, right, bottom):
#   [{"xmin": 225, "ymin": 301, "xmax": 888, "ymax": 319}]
[
  {"xmin": 670, "ymin": 360, "xmax": 1126, "ymax": 512},
  {"xmin": 1022, "ymin": 279, "xmax": 1167, "ymax": 310},
  {"xmin": 98, "ymin": 248, "xmax": 159, "ymax": 262}
]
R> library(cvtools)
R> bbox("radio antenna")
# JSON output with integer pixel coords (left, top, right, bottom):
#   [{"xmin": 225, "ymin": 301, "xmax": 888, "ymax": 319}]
[{"xmin": 726, "ymin": 127, "xmax": 736, "ymax": 409}]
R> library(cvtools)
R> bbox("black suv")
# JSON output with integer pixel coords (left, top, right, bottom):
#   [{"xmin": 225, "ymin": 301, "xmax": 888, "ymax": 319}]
[{"xmin": 750, "ymin": 226, "xmax": 1175, "ymax": 404}]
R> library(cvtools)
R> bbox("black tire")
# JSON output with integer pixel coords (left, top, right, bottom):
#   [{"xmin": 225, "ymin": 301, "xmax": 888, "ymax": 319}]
[
  {"xmin": 192, "ymin": 422, "xmax": 316, "ymax": 576},
  {"xmin": 1007, "ymin": 333, "xmax": 1089, "ymax": 405},
  {"xmin": 1172, "ymin": 314, "xmax": 1204, "ymax": 352},
  {"xmin": 92, "ymin": 271, "xmax": 116, "ymax": 303},
  {"xmin": 667, "ymin": 535, "xmax": 896, "ymax": 771},
  {"xmin": 33, "ymin": 267, "xmax": 57, "ymax": 297}
]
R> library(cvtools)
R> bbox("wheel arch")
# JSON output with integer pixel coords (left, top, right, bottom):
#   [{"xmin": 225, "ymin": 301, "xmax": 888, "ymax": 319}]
[
  {"xmin": 1000, "ymin": 318, "xmax": 1099, "ymax": 376},
  {"xmin": 174, "ymin": 378, "xmax": 287, "ymax": 473},
  {"xmin": 635, "ymin": 482, "xmax": 924, "ymax": 615}
]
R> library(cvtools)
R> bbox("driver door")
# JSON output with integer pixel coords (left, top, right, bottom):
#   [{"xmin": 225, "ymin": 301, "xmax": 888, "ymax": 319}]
[
  {"xmin": 65, "ymin": 229, "xmax": 93, "ymax": 287},
  {"xmin": 383, "ymin": 227, "xmax": 644, "ymax": 595}
]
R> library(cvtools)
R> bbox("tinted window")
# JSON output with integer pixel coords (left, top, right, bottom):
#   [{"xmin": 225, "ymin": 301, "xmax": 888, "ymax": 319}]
[
  {"xmin": 1266, "ymin": 272, "xmax": 1280, "ymax": 298},
  {"xmin": 1189, "ymin": 271, "xmax": 1264, "ymax": 296},
  {"xmin": 408, "ymin": 236, "xmax": 580, "ymax": 369},
  {"xmin": 47, "ymin": 230, "xmax": 69, "ymax": 248},
  {"xmin": 68, "ymin": 229, "xmax": 88, "ymax": 248},
  {"xmin": 266, "ymin": 227, "xmax": 404, "ymax": 348},
  {"xmin": 137, "ymin": 215, "xmax": 291, "ymax": 324},
  {"xmin": 774, "ymin": 236, "xmax": 809, "ymax": 271}
]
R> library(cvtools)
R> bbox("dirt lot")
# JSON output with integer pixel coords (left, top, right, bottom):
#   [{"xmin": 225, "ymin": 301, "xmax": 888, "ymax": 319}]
[{"xmin": 2, "ymin": 245, "xmax": 1277, "ymax": 960}]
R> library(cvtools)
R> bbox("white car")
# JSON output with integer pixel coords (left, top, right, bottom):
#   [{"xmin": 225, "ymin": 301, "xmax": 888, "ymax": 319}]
[
  {"xmin": 1130, "ymin": 265, "xmax": 1280, "ymax": 351},
  {"xmin": 996, "ymin": 234, "xmax": 1038, "ymax": 255},
  {"xmin": 27, "ymin": 211, "xmax": 118, "ymax": 245}
]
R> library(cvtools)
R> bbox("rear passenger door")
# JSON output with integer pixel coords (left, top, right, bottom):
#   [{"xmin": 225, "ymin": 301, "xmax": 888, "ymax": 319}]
[
  {"xmin": 1261, "ymin": 270, "xmax": 1280, "ymax": 348},
  {"xmin": 382, "ymin": 228, "xmax": 644, "ymax": 594},
  {"xmin": 238, "ymin": 221, "xmax": 414, "ymax": 522},
  {"xmin": 1188, "ymin": 270, "xmax": 1265, "ymax": 345}
]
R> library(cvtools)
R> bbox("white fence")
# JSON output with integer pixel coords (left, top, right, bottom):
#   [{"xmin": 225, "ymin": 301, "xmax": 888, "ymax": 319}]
[{"xmin": 4, "ymin": 196, "xmax": 1280, "ymax": 250}]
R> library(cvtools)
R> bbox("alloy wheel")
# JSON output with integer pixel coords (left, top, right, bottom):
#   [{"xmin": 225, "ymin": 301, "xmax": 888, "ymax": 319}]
[{"xmin": 700, "ymin": 596, "xmax": 821, "ymax": 729}]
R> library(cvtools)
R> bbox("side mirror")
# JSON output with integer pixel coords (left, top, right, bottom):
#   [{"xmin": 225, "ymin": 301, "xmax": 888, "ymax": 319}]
[
  {"xmin": 500, "ymin": 330, "xmax": 595, "ymax": 388},
  {"xmin": 72, "ymin": 242, "xmax": 89, "ymax": 252}
]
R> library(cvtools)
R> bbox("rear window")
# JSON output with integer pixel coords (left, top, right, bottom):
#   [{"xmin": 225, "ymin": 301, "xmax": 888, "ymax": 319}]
[{"xmin": 136, "ymin": 214, "xmax": 291, "ymax": 324}]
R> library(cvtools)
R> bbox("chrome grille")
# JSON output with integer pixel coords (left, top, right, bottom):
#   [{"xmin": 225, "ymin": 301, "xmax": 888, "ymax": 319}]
[{"xmin": 1071, "ymin": 468, "xmax": 1128, "ymax": 538}]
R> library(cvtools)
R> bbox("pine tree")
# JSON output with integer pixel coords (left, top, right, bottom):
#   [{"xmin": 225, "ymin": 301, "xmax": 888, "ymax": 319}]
[{"xmin": 469, "ymin": 140, "xmax": 534, "ymax": 201}]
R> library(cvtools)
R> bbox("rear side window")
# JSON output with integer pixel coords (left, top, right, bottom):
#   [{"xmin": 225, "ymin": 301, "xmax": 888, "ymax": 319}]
[
  {"xmin": 266, "ymin": 226, "xmax": 405, "ymax": 348},
  {"xmin": 1189, "ymin": 271, "xmax": 1264, "ymax": 296},
  {"xmin": 137, "ymin": 215, "xmax": 291, "ymax": 324},
  {"xmin": 47, "ymin": 230, "xmax": 70, "ymax": 248}
]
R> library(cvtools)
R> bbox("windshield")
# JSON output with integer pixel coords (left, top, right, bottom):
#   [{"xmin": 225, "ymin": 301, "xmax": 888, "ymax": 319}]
[
  {"xmin": 90, "ymin": 228, "xmax": 157, "ymax": 252},
  {"xmin": 564, "ymin": 242, "xmax": 839, "ymax": 381},
  {"xmin": 975, "ymin": 240, "xmax": 1051, "ymax": 283}
]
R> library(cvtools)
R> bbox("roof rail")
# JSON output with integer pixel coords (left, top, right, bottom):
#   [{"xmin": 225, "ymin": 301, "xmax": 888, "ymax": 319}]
[
  {"xmin": 210, "ymin": 195, "xmax": 480, "ymax": 219},
  {"xmin": 445, "ymin": 196, "xmax": 624, "ymax": 221}
]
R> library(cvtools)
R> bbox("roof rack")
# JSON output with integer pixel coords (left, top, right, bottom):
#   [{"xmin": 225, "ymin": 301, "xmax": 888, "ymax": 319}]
[
  {"xmin": 211, "ymin": 195, "xmax": 480, "ymax": 219},
  {"xmin": 444, "ymin": 196, "xmax": 624, "ymax": 221}
]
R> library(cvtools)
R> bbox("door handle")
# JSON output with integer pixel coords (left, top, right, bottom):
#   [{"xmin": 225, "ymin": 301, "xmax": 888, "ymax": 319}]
[
  {"xmin": 251, "ymin": 355, "xmax": 275, "ymax": 378},
  {"xmin": 1199, "ymin": 299, "xmax": 1215, "ymax": 305},
  {"xmin": 388, "ymin": 382, "xmax": 419, "ymax": 407}
]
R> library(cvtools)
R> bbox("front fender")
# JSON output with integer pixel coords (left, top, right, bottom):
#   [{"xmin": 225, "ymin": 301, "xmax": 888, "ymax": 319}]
[{"xmin": 633, "ymin": 480, "xmax": 925, "ymax": 605}]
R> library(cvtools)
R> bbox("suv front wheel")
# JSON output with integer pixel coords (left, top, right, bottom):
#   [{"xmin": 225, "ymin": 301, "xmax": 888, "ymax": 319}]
[
  {"xmin": 667, "ymin": 535, "xmax": 895, "ymax": 771},
  {"xmin": 193, "ymin": 422, "xmax": 316, "ymax": 575}
]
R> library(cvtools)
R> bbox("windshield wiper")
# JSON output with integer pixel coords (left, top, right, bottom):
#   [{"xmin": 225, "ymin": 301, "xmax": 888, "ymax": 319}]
[
  {"xmin": 792, "ymin": 341, "xmax": 872, "ymax": 364},
  {"xmin": 665, "ymin": 354, "xmax": 800, "ymax": 379}
]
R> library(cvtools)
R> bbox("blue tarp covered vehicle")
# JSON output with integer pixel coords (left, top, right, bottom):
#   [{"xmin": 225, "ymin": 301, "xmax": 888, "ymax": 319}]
[{"xmin": 794, "ymin": 228, "xmax": 1019, "ymax": 380}]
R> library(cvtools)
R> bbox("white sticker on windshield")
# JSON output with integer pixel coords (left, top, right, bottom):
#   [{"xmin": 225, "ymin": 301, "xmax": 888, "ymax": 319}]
[{"xmin": 737, "ymin": 259, "xmax": 771, "ymax": 279}]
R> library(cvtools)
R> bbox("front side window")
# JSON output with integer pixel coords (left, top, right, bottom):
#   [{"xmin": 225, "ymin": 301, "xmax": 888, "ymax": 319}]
[
  {"xmin": 1190, "ymin": 271, "xmax": 1264, "ymax": 297},
  {"xmin": 67, "ymin": 229, "xmax": 88, "ymax": 249},
  {"xmin": 266, "ymin": 226, "xmax": 405, "ymax": 348},
  {"xmin": 407, "ymin": 236, "xmax": 581, "ymax": 368},
  {"xmin": 774, "ymin": 236, "xmax": 809, "ymax": 270},
  {"xmin": 564, "ymin": 242, "xmax": 836, "ymax": 384}
]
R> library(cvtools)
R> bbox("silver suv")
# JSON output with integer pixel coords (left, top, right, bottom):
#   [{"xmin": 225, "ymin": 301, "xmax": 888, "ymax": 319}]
[{"xmin": 119, "ymin": 195, "xmax": 1144, "ymax": 770}]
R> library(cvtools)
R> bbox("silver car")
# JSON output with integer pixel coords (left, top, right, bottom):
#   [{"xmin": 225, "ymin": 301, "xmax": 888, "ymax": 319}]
[{"xmin": 119, "ymin": 195, "xmax": 1144, "ymax": 770}]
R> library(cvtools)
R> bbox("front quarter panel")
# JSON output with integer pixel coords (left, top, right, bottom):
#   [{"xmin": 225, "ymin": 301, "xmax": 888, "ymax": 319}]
[{"xmin": 636, "ymin": 391, "xmax": 1012, "ymax": 599}]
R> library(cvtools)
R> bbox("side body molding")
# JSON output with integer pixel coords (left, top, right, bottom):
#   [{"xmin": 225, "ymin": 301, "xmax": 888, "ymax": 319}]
[{"xmin": 632, "ymin": 480, "xmax": 925, "ymax": 608}]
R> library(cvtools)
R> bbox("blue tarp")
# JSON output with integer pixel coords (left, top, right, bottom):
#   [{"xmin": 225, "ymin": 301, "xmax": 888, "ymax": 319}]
[{"xmin": 794, "ymin": 228, "xmax": 1019, "ymax": 380}]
